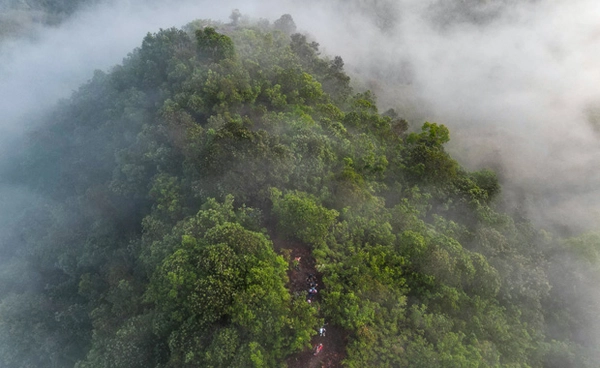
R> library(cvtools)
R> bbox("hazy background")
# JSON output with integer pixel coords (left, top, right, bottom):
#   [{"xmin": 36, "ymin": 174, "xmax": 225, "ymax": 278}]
[{"xmin": 2, "ymin": 0, "xmax": 600, "ymax": 233}]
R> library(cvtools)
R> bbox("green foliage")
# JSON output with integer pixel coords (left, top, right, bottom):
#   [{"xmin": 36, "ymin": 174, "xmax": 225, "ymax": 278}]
[
  {"xmin": 470, "ymin": 169, "xmax": 501, "ymax": 202},
  {"xmin": 270, "ymin": 188, "xmax": 339, "ymax": 245},
  {"xmin": 405, "ymin": 122, "xmax": 458, "ymax": 185},
  {"xmin": 2, "ymin": 15, "xmax": 597, "ymax": 368},
  {"xmin": 135, "ymin": 28, "xmax": 195, "ymax": 89},
  {"xmin": 196, "ymin": 27, "xmax": 236, "ymax": 62},
  {"xmin": 144, "ymin": 217, "xmax": 316, "ymax": 367},
  {"xmin": 0, "ymin": 292, "xmax": 90, "ymax": 368}
]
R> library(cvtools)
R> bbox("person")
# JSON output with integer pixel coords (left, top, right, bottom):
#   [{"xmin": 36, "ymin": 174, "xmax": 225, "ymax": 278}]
[
  {"xmin": 319, "ymin": 326, "xmax": 326, "ymax": 336},
  {"xmin": 314, "ymin": 343, "xmax": 323, "ymax": 355},
  {"xmin": 307, "ymin": 291, "xmax": 314, "ymax": 303}
]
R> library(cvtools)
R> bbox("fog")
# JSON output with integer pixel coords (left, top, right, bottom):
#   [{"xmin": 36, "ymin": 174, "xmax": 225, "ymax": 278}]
[
  {"xmin": 1, "ymin": 0, "xmax": 600, "ymax": 365},
  {"xmin": 287, "ymin": 0, "xmax": 600, "ymax": 233},
  {"xmin": 0, "ymin": 0, "xmax": 236, "ymax": 133},
  {"xmin": 2, "ymin": 0, "xmax": 600, "ymax": 234}
]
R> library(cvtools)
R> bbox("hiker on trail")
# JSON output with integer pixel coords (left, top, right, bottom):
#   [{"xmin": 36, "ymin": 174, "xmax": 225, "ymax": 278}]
[
  {"xmin": 319, "ymin": 326, "xmax": 326, "ymax": 336},
  {"xmin": 306, "ymin": 274, "xmax": 316, "ymax": 284},
  {"xmin": 314, "ymin": 343, "xmax": 323, "ymax": 355},
  {"xmin": 308, "ymin": 287, "xmax": 317, "ymax": 296},
  {"xmin": 307, "ymin": 291, "xmax": 314, "ymax": 302}
]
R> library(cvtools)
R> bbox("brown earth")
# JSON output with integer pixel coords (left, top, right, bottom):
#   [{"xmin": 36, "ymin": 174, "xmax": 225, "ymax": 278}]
[{"xmin": 271, "ymin": 237, "xmax": 347, "ymax": 368}]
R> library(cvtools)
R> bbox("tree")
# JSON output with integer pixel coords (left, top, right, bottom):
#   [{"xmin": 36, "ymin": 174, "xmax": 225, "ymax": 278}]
[
  {"xmin": 273, "ymin": 14, "xmax": 296, "ymax": 35},
  {"xmin": 405, "ymin": 122, "xmax": 458, "ymax": 186},
  {"xmin": 270, "ymin": 189, "xmax": 339, "ymax": 245},
  {"xmin": 144, "ymin": 206, "xmax": 317, "ymax": 367},
  {"xmin": 229, "ymin": 9, "xmax": 242, "ymax": 26},
  {"xmin": 196, "ymin": 27, "xmax": 235, "ymax": 62}
]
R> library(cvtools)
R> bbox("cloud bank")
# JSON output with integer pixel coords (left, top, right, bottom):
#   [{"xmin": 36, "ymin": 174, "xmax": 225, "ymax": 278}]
[
  {"xmin": 291, "ymin": 0, "xmax": 600, "ymax": 232},
  {"xmin": 2, "ymin": 0, "xmax": 600, "ymax": 232}
]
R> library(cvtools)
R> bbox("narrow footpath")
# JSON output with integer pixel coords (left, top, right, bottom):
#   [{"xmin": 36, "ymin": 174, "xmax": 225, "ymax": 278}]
[{"xmin": 271, "ymin": 237, "xmax": 346, "ymax": 368}]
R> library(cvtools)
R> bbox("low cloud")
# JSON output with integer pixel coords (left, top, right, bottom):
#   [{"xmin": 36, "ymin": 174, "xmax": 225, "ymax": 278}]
[{"xmin": 2, "ymin": 0, "xmax": 600, "ymax": 232}]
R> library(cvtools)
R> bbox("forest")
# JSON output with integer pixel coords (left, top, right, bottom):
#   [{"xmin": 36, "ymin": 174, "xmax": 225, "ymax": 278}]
[{"xmin": 1, "ymin": 6, "xmax": 600, "ymax": 368}]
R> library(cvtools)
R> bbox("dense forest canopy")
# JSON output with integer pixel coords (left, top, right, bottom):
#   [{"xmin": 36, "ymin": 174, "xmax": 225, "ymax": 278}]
[{"xmin": 1, "ymin": 5, "xmax": 600, "ymax": 368}]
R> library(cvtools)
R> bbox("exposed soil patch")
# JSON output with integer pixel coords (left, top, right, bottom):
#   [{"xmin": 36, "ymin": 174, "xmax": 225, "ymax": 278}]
[
  {"xmin": 286, "ymin": 324, "xmax": 346, "ymax": 368},
  {"xmin": 271, "ymin": 236, "xmax": 347, "ymax": 368}
]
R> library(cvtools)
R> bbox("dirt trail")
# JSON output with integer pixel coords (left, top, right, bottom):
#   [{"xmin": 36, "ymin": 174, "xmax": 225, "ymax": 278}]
[{"xmin": 271, "ymin": 237, "xmax": 346, "ymax": 368}]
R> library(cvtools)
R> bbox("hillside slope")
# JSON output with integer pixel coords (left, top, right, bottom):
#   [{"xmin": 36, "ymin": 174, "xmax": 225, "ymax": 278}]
[{"xmin": 0, "ymin": 15, "xmax": 599, "ymax": 368}]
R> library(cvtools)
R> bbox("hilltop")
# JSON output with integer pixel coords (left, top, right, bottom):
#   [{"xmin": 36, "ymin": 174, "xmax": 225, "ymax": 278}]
[{"xmin": 0, "ymin": 14, "xmax": 599, "ymax": 368}]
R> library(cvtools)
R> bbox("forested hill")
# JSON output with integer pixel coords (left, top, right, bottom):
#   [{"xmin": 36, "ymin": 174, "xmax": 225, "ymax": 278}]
[{"xmin": 1, "ymin": 14, "xmax": 599, "ymax": 368}]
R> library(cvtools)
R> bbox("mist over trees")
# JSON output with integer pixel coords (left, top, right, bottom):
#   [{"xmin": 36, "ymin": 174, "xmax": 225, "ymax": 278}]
[
  {"xmin": 1, "ymin": 3, "xmax": 600, "ymax": 368},
  {"xmin": 0, "ymin": 0, "xmax": 99, "ymax": 38}
]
